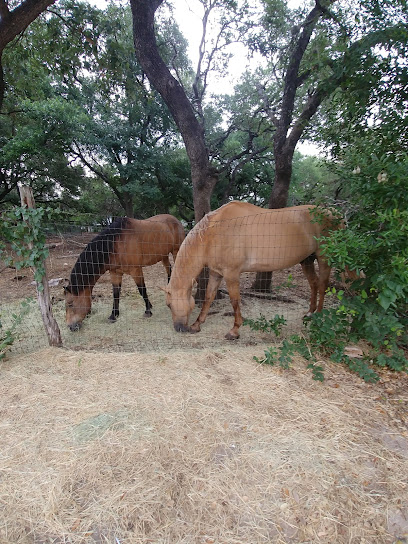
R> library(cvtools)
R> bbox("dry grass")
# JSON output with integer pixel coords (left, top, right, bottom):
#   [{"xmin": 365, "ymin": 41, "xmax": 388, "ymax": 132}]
[
  {"xmin": 1, "ymin": 346, "xmax": 407, "ymax": 544},
  {"xmin": 2, "ymin": 265, "xmax": 317, "ymax": 355}
]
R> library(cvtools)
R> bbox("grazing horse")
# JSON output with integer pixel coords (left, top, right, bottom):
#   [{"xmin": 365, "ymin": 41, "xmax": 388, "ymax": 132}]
[
  {"xmin": 163, "ymin": 201, "xmax": 340, "ymax": 340},
  {"xmin": 65, "ymin": 214, "xmax": 185, "ymax": 331}
]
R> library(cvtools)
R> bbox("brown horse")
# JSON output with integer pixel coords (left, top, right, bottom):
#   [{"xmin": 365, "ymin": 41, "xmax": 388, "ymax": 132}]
[
  {"xmin": 163, "ymin": 201, "xmax": 339, "ymax": 340},
  {"xmin": 65, "ymin": 214, "xmax": 185, "ymax": 331}
]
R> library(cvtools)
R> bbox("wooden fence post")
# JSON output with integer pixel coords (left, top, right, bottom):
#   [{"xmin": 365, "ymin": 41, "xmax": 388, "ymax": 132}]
[{"xmin": 19, "ymin": 185, "xmax": 63, "ymax": 347}]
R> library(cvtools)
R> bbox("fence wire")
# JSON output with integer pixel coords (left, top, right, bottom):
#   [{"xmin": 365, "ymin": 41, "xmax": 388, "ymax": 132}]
[{"xmin": 1, "ymin": 208, "xmax": 338, "ymax": 355}]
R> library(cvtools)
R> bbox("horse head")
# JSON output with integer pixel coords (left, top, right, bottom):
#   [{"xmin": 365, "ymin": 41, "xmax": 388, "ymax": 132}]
[
  {"xmin": 161, "ymin": 285, "xmax": 195, "ymax": 333},
  {"xmin": 64, "ymin": 284, "xmax": 92, "ymax": 332}
]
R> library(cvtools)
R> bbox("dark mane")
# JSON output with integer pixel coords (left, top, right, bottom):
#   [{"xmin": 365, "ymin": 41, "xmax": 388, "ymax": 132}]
[{"xmin": 67, "ymin": 217, "xmax": 130, "ymax": 294}]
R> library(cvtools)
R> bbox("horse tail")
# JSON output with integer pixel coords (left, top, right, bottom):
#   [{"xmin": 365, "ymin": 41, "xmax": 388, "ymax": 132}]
[{"xmin": 175, "ymin": 222, "xmax": 186, "ymax": 252}]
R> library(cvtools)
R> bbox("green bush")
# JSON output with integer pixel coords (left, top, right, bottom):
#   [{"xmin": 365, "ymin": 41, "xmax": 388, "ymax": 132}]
[
  {"xmin": 245, "ymin": 155, "xmax": 407, "ymax": 381},
  {"xmin": 0, "ymin": 205, "xmax": 61, "ymax": 358},
  {"xmin": 0, "ymin": 299, "xmax": 32, "ymax": 361},
  {"xmin": 318, "ymin": 154, "xmax": 408, "ymax": 375}
]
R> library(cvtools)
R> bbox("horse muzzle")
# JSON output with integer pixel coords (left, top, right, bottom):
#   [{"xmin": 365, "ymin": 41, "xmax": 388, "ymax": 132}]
[
  {"xmin": 174, "ymin": 321, "xmax": 190, "ymax": 333},
  {"xmin": 68, "ymin": 322, "xmax": 82, "ymax": 332}
]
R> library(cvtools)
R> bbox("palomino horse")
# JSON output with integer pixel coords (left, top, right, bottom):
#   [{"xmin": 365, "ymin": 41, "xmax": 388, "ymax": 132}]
[
  {"xmin": 163, "ymin": 201, "xmax": 339, "ymax": 340},
  {"xmin": 65, "ymin": 214, "xmax": 185, "ymax": 331}
]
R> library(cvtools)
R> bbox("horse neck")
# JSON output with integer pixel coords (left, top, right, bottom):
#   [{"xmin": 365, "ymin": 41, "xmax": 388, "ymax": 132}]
[
  {"xmin": 70, "ymin": 255, "xmax": 107, "ymax": 294},
  {"xmin": 170, "ymin": 238, "xmax": 205, "ymax": 292}
]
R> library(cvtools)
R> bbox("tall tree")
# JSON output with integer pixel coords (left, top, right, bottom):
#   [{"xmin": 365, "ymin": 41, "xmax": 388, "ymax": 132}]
[
  {"xmin": 253, "ymin": 0, "xmax": 408, "ymax": 208},
  {"xmin": 130, "ymin": 0, "xmax": 218, "ymax": 223},
  {"xmin": 249, "ymin": 0, "xmax": 408, "ymax": 289},
  {"xmin": 1, "ymin": 1, "xmax": 193, "ymax": 217},
  {"xmin": 130, "ymin": 0, "xmax": 267, "ymax": 300},
  {"xmin": 0, "ymin": 0, "xmax": 56, "ymax": 110}
]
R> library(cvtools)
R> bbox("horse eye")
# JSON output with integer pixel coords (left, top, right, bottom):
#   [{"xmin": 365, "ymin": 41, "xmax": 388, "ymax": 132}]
[{"xmin": 67, "ymin": 302, "xmax": 74, "ymax": 308}]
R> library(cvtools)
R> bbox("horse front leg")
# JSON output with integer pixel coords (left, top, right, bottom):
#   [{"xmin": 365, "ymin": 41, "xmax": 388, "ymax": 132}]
[
  {"xmin": 300, "ymin": 255, "xmax": 318, "ymax": 316},
  {"xmin": 130, "ymin": 268, "xmax": 153, "ymax": 317},
  {"xmin": 109, "ymin": 271, "xmax": 123, "ymax": 322},
  {"xmin": 190, "ymin": 270, "xmax": 223, "ymax": 333},
  {"xmin": 223, "ymin": 276, "xmax": 243, "ymax": 340},
  {"xmin": 162, "ymin": 255, "xmax": 172, "ymax": 283}
]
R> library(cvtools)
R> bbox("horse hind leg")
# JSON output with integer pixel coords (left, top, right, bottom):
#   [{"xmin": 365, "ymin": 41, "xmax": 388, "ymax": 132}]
[
  {"xmin": 300, "ymin": 255, "xmax": 318, "ymax": 316},
  {"xmin": 130, "ymin": 269, "xmax": 153, "ymax": 317},
  {"xmin": 162, "ymin": 255, "xmax": 172, "ymax": 283},
  {"xmin": 316, "ymin": 257, "xmax": 331, "ymax": 312}
]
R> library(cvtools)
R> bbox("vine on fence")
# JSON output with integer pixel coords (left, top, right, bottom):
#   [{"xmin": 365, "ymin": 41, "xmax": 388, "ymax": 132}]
[
  {"xmin": 0, "ymin": 206, "xmax": 54, "ymax": 285},
  {"xmin": 0, "ymin": 204, "xmax": 62, "ymax": 355}
]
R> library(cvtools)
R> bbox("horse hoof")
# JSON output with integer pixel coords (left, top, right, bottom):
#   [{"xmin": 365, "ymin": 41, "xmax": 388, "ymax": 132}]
[
  {"xmin": 225, "ymin": 332, "xmax": 239, "ymax": 340},
  {"xmin": 189, "ymin": 322, "xmax": 201, "ymax": 333},
  {"xmin": 144, "ymin": 311, "xmax": 153, "ymax": 318},
  {"xmin": 108, "ymin": 316, "xmax": 117, "ymax": 323}
]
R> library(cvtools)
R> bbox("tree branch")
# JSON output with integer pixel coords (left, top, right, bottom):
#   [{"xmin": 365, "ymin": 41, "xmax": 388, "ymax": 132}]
[
  {"xmin": 0, "ymin": 0, "xmax": 56, "ymax": 52},
  {"xmin": 286, "ymin": 23, "xmax": 407, "ymax": 150},
  {"xmin": 0, "ymin": 0, "xmax": 10, "ymax": 20},
  {"xmin": 278, "ymin": 1, "xmax": 329, "ymax": 146}
]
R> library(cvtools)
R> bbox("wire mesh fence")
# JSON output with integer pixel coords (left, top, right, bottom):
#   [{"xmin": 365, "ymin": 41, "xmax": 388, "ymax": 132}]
[{"xmin": 1, "ymin": 205, "xmax": 340, "ymax": 355}]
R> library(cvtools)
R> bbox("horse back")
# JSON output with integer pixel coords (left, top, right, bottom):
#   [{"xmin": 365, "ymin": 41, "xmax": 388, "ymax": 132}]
[
  {"xmin": 110, "ymin": 215, "xmax": 185, "ymax": 269},
  {"xmin": 146, "ymin": 214, "xmax": 185, "ymax": 250},
  {"xmin": 202, "ymin": 203, "xmax": 336, "ymax": 274}
]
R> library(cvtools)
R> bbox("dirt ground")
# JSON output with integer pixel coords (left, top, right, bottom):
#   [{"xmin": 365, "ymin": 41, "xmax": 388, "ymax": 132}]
[{"xmin": 1, "ymin": 233, "xmax": 407, "ymax": 544}]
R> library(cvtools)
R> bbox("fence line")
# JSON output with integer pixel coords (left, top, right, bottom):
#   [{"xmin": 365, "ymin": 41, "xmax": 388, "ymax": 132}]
[{"xmin": 1, "ymin": 208, "xmax": 340, "ymax": 355}]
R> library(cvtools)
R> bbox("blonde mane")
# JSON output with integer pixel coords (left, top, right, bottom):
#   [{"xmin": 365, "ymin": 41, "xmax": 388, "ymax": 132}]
[{"xmin": 183, "ymin": 212, "xmax": 212, "ymax": 247}]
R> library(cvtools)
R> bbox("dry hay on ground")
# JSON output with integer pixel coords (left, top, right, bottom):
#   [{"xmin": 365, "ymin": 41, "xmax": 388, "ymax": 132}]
[
  {"xmin": 2, "ymin": 273, "xmax": 311, "ymax": 355},
  {"xmin": 0, "ymin": 346, "xmax": 407, "ymax": 544}
]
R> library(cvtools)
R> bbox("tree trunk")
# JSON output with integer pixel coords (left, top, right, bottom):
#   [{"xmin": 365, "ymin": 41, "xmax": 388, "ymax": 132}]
[
  {"xmin": 130, "ymin": 0, "xmax": 218, "ymax": 303},
  {"xmin": 121, "ymin": 190, "xmax": 134, "ymax": 218},
  {"xmin": 130, "ymin": 0, "xmax": 217, "ymax": 225},
  {"xmin": 252, "ymin": 141, "xmax": 295, "ymax": 291},
  {"xmin": 251, "ymin": 4, "xmax": 329, "ymax": 292},
  {"xmin": 268, "ymin": 145, "xmax": 294, "ymax": 210}
]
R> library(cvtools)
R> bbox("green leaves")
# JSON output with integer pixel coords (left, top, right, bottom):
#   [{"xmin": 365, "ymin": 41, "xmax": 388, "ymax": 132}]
[
  {"xmin": 243, "ymin": 314, "xmax": 287, "ymax": 336},
  {"xmin": 0, "ymin": 299, "xmax": 33, "ymax": 362},
  {"xmin": 0, "ymin": 206, "xmax": 59, "ymax": 282},
  {"xmin": 253, "ymin": 346, "xmax": 278, "ymax": 366}
]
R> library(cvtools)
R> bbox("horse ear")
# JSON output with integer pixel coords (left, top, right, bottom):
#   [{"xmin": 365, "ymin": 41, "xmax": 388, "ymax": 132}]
[{"xmin": 63, "ymin": 279, "xmax": 71, "ymax": 293}]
